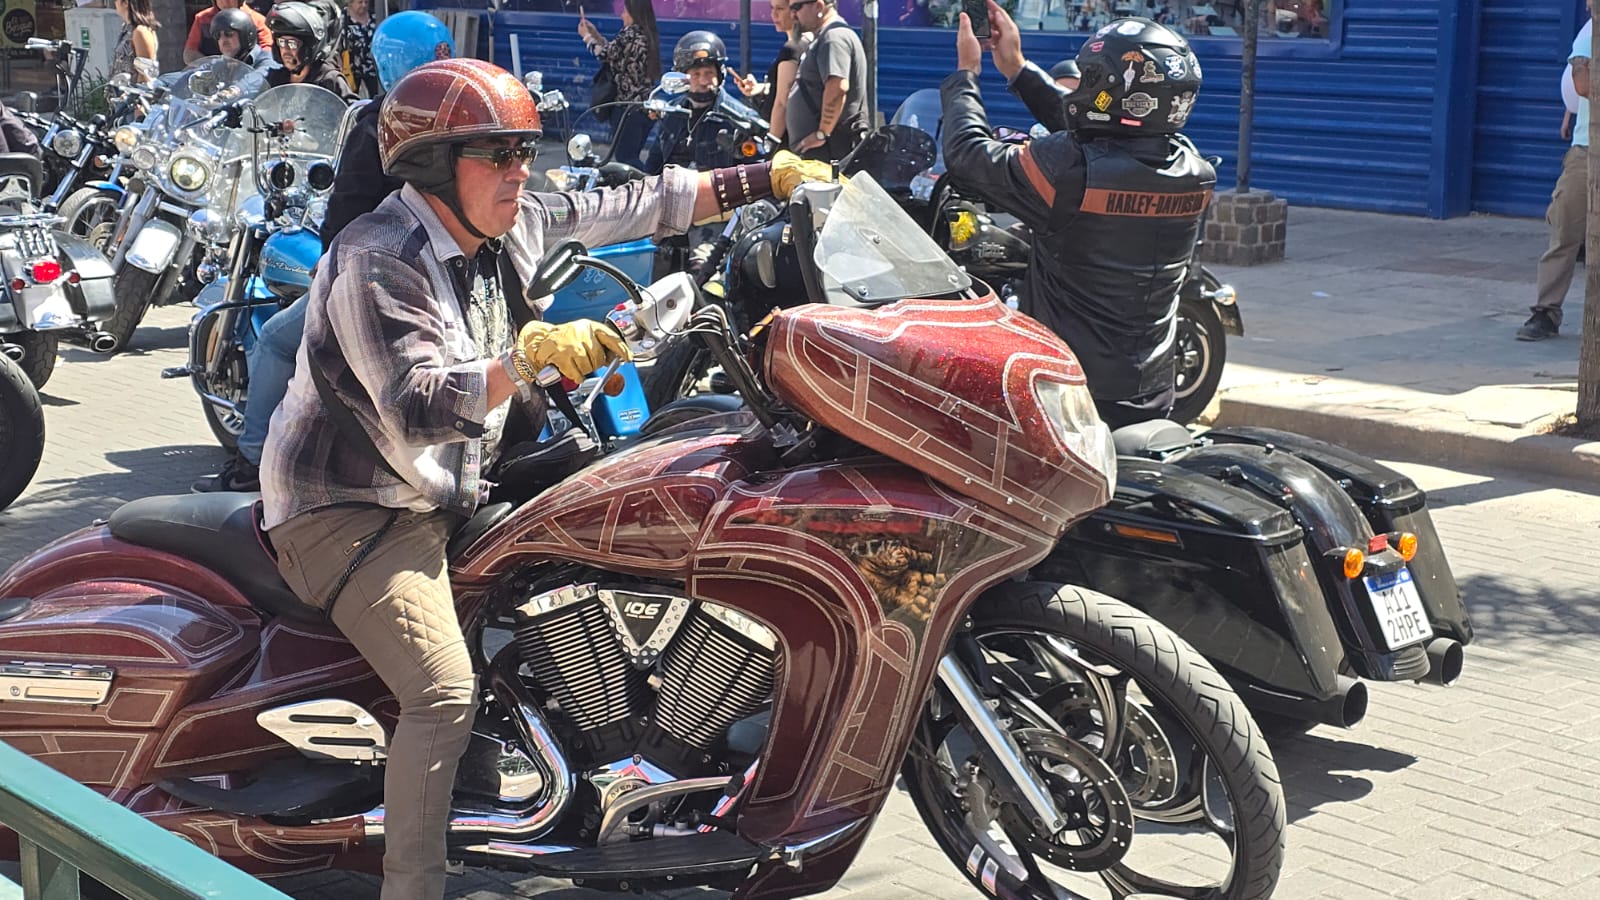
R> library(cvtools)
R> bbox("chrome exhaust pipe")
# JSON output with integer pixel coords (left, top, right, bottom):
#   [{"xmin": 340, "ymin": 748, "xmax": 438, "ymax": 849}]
[
  {"xmin": 88, "ymin": 332, "xmax": 118, "ymax": 353},
  {"xmin": 1420, "ymin": 637, "xmax": 1463, "ymax": 687},
  {"xmin": 1235, "ymin": 674, "xmax": 1369, "ymax": 730}
]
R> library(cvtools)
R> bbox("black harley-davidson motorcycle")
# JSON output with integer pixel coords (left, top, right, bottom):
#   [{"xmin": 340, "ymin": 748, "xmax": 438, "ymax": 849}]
[
  {"xmin": 888, "ymin": 88, "xmax": 1241, "ymax": 425},
  {"xmin": 651, "ymin": 124, "xmax": 1472, "ymax": 735}
]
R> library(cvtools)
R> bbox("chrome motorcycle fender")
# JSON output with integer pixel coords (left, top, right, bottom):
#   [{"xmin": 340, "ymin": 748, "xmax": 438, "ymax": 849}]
[
  {"xmin": 1205, "ymin": 425, "xmax": 1472, "ymax": 645},
  {"xmin": 124, "ymin": 218, "xmax": 183, "ymax": 274},
  {"xmin": 1052, "ymin": 456, "xmax": 1349, "ymax": 705},
  {"xmin": 54, "ymin": 232, "xmax": 116, "ymax": 322}
]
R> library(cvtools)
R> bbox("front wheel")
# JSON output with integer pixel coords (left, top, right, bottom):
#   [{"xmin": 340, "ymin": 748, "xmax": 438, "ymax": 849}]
[
  {"xmin": 56, "ymin": 187, "xmax": 122, "ymax": 252},
  {"xmin": 903, "ymin": 582, "xmax": 1285, "ymax": 900},
  {"xmin": 1170, "ymin": 292, "xmax": 1228, "ymax": 425},
  {"xmin": 102, "ymin": 265, "xmax": 160, "ymax": 352},
  {"xmin": 193, "ymin": 312, "xmax": 246, "ymax": 451}
]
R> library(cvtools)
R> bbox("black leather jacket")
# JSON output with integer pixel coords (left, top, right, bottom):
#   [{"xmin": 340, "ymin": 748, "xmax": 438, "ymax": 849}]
[
  {"xmin": 940, "ymin": 66, "xmax": 1215, "ymax": 427},
  {"xmin": 646, "ymin": 88, "xmax": 767, "ymax": 173},
  {"xmin": 321, "ymin": 98, "xmax": 396, "ymax": 251}
]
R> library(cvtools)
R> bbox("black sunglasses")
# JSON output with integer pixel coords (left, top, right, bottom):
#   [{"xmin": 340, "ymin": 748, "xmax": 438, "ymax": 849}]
[{"xmin": 457, "ymin": 142, "xmax": 539, "ymax": 169}]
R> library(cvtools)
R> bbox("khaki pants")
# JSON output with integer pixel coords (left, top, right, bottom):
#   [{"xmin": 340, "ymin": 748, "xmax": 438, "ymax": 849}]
[
  {"xmin": 1535, "ymin": 144, "xmax": 1588, "ymax": 328},
  {"xmin": 271, "ymin": 504, "xmax": 473, "ymax": 900}
]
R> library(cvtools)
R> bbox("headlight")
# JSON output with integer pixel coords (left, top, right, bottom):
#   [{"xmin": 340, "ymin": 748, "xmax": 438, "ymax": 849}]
[
  {"xmin": 113, "ymin": 125, "xmax": 140, "ymax": 155},
  {"xmin": 50, "ymin": 129, "xmax": 83, "ymax": 158},
  {"xmin": 130, "ymin": 145, "xmax": 159, "ymax": 171},
  {"xmin": 168, "ymin": 155, "xmax": 211, "ymax": 192},
  {"xmin": 1034, "ymin": 378, "xmax": 1117, "ymax": 486}
]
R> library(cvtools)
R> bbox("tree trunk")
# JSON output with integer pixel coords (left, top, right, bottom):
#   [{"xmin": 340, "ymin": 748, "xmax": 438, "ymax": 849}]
[{"xmin": 152, "ymin": 0, "xmax": 187, "ymax": 74}]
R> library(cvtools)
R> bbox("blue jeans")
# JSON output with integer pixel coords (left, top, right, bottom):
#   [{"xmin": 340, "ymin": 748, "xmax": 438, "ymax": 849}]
[{"xmin": 238, "ymin": 295, "xmax": 307, "ymax": 465}]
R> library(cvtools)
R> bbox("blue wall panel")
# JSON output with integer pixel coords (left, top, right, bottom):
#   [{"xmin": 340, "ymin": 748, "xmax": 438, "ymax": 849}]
[
  {"xmin": 1471, "ymin": 1, "xmax": 1581, "ymax": 217},
  {"xmin": 421, "ymin": 0, "xmax": 1551, "ymax": 217}
]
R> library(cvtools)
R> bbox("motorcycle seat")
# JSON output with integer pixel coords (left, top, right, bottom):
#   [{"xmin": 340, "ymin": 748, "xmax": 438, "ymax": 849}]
[
  {"xmin": 108, "ymin": 493, "xmax": 323, "ymax": 624},
  {"xmin": 1111, "ymin": 419, "xmax": 1195, "ymax": 460}
]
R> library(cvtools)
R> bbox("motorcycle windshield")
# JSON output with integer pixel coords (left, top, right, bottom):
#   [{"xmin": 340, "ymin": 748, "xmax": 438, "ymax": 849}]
[
  {"xmin": 887, "ymin": 88, "xmax": 945, "ymax": 171},
  {"xmin": 814, "ymin": 171, "xmax": 969, "ymax": 303},
  {"xmin": 161, "ymin": 55, "xmax": 268, "ymax": 107},
  {"xmin": 251, "ymin": 84, "xmax": 349, "ymax": 158},
  {"xmin": 840, "ymin": 124, "xmax": 937, "ymax": 196}
]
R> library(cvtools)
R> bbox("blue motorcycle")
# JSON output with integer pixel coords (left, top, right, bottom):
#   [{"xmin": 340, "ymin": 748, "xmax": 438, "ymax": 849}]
[{"xmin": 165, "ymin": 83, "xmax": 346, "ymax": 450}]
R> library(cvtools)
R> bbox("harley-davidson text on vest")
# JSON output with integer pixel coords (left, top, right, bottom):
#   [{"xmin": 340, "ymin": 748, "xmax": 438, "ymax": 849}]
[{"xmin": 1033, "ymin": 135, "xmax": 1214, "ymax": 402}]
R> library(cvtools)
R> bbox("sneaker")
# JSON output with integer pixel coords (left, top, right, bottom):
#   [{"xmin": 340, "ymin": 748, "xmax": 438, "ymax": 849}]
[
  {"xmin": 191, "ymin": 455, "xmax": 261, "ymax": 493},
  {"xmin": 1516, "ymin": 311, "xmax": 1560, "ymax": 341}
]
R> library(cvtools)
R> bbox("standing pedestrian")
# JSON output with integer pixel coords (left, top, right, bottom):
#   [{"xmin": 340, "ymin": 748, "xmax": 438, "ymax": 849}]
[
  {"xmin": 786, "ymin": 0, "xmax": 869, "ymax": 162},
  {"xmin": 111, "ymin": 0, "xmax": 159, "ymax": 84},
  {"xmin": 1525, "ymin": 2, "xmax": 1593, "ymax": 341},
  {"xmin": 579, "ymin": 0, "xmax": 661, "ymax": 166},
  {"xmin": 733, "ymin": 0, "xmax": 810, "ymax": 146},
  {"xmin": 341, "ymin": 0, "xmax": 382, "ymax": 98}
]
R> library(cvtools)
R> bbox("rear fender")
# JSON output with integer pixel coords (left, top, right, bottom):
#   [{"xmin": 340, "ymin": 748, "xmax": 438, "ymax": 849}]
[
  {"xmin": 1205, "ymin": 425, "xmax": 1472, "ymax": 644},
  {"xmin": 1173, "ymin": 443, "xmax": 1427, "ymax": 680},
  {"xmin": 1055, "ymin": 456, "xmax": 1347, "ymax": 702},
  {"xmin": 55, "ymin": 231, "xmax": 116, "ymax": 321}
]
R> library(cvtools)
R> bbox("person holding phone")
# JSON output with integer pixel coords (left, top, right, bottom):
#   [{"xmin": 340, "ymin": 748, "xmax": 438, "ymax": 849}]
[
  {"xmin": 732, "ymin": 0, "xmax": 811, "ymax": 146},
  {"xmin": 787, "ymin": 0, "xmax": 869, "ymax": 160},
  {"xmin": 940, "ymin": 3, "xmax": 1216, "ymax": 428}
]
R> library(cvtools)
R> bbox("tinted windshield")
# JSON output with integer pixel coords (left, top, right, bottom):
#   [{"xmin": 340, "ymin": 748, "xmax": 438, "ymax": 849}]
[
  {"xmin": 888, "ymin": 88, "xmax": 945, "ymax": 170},
  {"xmin": 815, "ymin": 172, "xmax": 970, "ymax": 303}
]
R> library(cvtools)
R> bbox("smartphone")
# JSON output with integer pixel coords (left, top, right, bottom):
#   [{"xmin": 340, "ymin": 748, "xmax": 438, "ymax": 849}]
[{"xmin": 963, "ymin": 0, "xmax": 991, "ymax": 38}]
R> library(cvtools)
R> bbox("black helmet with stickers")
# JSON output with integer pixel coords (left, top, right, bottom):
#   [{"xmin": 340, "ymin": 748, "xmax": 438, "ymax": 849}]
[{"xmin": 1064, "ymin": 17, "xmax": 1201, "ymax": 137}]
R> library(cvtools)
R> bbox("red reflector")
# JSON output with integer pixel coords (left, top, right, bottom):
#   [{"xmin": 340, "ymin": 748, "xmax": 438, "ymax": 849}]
[
  {"xmin": 9, "ymin": 278, "xmax": 24, "ymax": 292},
  {"xmin": 30, "ymin": 260, "xmax": 61, "ymax": 283},
  {"xmin": 67, "ymin": 271, "xmax": 80, "ymax": 284},
  {"xmin": 1367, "ymin": 534, "xmax": 1389, "ymax": 554}
]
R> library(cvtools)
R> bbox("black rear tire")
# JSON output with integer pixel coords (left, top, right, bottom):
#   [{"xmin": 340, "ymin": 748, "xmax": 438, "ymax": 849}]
[
  {"xmin": 1, "ymin": 331, "xmax": 58, "ymax": 389},
  {"xmin": 902, "ymin": 581, "xmax": 1285, "ymax": 900},
  {"xmin": 1171, "ymin": 292, "xmax": 1228, "ymax": 425},
  {"xmin": 102, "ymin": 266, "xmax": 159, "ymax": 352},
  {"xmin": 0, "ymin": 353, "xmax": 44, "ymax": 511}
]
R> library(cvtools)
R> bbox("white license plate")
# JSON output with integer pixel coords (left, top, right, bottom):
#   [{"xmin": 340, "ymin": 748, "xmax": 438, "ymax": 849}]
[{"xmin": 1363, "ymin": 568, "xmax": 1433, "ymax": 651}]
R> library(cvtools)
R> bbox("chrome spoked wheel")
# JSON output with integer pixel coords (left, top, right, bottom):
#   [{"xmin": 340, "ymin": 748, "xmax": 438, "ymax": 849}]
[{"xmin": 904, "ymin": 583, "xmax": 1284, "ymax": 900}]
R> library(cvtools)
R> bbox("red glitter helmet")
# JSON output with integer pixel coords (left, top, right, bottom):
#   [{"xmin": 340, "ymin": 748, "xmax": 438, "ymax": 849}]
[{"xmin": 378, "ymin": 59, "xmax": 542, "ymax": 191}]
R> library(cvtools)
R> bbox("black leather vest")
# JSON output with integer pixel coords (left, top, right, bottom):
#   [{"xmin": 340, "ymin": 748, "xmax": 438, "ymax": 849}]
[{"xmin": 1023, "ymin": 134, "xmax": 1214, "ymax": 401}]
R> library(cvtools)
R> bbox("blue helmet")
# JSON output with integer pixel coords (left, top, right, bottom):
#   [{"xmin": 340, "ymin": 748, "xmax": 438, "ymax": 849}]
[{"xmin": 372, "ymin": 12, "xmax": 455, "ymax": 92}]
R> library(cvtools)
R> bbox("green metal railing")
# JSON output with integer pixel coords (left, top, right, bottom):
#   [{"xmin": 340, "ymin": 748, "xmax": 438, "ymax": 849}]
[{"xmin": 0, "ymin": 741, "xmax": 293, "ymax": 900}]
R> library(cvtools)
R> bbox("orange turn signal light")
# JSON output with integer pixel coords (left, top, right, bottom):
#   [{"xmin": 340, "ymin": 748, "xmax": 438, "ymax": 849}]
[
  {"xmin": 1394, "ymin": 532, "xmax": 1418, "ymax": 561},
  {"xmin": 1342, "ymin": 547, "xmax": 1365, "ymax": 580},
  {"xmin": 602, "ymin": 372, "xmax": 627, "ymax": 397},
  {"xmin": 741, "ymin": 140, "xmax": 759, "ymax": 158},
  {"xmin": 1111, "ymin": 523, "xmax": 1182, "ymax": 545}
]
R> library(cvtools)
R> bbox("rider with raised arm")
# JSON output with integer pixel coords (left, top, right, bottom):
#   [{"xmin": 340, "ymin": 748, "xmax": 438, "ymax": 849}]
[{"xmin": 941, "ymin": 3, "xmax": 1214, "ymax": 428}]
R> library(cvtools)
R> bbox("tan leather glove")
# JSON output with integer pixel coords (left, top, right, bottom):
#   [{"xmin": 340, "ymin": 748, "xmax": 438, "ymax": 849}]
[
  {"xmin": 515, "ymin": 319, "xmax": 631, "ymax": 385},
  {"xmin": 770, "ymin": 150, "xmax": 837, "ymax": 200}
]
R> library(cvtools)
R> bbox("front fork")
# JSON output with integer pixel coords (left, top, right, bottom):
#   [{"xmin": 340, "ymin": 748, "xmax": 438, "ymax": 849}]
[{"xmin": 936, "ymin": 654, "xmax": 1069, "ymax": 836}]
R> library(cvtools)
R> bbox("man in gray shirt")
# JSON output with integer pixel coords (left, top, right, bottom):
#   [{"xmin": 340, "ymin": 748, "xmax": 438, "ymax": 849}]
[{"xmin": 786, "ymin": 0, "xmax": 869, "ymax": 161}]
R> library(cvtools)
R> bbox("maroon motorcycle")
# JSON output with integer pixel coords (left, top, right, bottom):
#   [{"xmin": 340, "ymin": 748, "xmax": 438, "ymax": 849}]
[{"xmin": 0, "ymin": 173, "xmax": 1284, "ymax": 899}]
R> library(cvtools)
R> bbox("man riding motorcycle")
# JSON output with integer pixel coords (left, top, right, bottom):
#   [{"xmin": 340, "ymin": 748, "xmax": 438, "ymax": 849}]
[
  {"xmin": 941, "ymin": 2, "xmax": 1214, "ymax": 428},
  {"xmin": 211, "ymin": 7, "xmax": 274, "ymax": 70},
  {"xmin": 194, "ymin": 11, "xmax": 453, "ymax": 493},
  {"xmin": 644, "ymin": 30, "xmax": 766, "ymax": 172},
  {"xmin": 258, "ymin": 58, "xmax": 829, "ymax": 899},
  {"xmin": 265, "ymin": 0, "xmax": 356, "ymax": 99}
]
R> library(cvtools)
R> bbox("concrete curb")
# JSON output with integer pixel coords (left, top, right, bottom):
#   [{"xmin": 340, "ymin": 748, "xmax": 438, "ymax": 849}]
[{"xmin": 1213, "ymin": 393, "xmax": 1600, "ymax": 484}]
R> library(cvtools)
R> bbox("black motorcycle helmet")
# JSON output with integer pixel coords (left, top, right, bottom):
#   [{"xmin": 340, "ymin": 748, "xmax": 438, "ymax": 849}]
[
  {"xmin": 209, "ymin": 8, "xmax": 262, "ymax": 58},
  {"xmin": 1064, "ymin": 18, "xmax": 1201, "ymax": 137},
  {"xmin": 266, "ymin": 0, "xmax": 333, "ymax": 70},
  {"xmin": 673, "ymin": 30, "xmax": 727, "ymax": 102}
]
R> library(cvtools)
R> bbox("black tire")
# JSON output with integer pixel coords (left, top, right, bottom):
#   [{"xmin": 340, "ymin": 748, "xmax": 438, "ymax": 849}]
[
  {"xmin": 1, "ymin": 330, "xmax": 58, "ymax": 389},
  {"xmin": 102, "ymin": 265, "xmax": 160, "ymax": 352},
  {"xmin": 642, "ymin": 333, "xmax": 715, "ymax": 412},
  {"xmin": 56, "ymin": 186, "xmax": 122, "ymax": 252},
  {"xmin": 902, "ymin": 581, "xmax": 1285, "ymax": 900},
  {"xmin": 1171, "ymin": 291, "xmax": 1228, "ymax": 425},
  {"xmin": 194, "ymin": 312, "xmax": 245, "ymax": 451},
  {"xmin": 0, "ymin": 353, "xmax": 44, "ymax": 511}
]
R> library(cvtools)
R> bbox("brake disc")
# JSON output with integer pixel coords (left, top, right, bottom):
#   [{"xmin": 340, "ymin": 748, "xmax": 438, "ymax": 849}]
[{"xmin": 993, "ymin": 728, "xmax": 1136, "ymax": 872}]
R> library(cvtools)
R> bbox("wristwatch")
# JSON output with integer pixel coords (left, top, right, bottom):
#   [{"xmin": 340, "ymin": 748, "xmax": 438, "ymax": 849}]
[{"xmin": 814, "ymin": 129, "xmax": 829, "ymax": 142}]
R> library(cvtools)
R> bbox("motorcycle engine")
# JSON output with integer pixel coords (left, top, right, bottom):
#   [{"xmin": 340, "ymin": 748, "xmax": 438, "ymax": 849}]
[{"xmin": 511, "ymin": 583, "xmax": 776, "ymax": 774}]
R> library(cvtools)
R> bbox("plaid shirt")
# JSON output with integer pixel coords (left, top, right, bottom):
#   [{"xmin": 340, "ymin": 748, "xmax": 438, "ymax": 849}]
[{"xmin": 260, "ymin": 173, "xmax": 699, "ymax": 529}]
